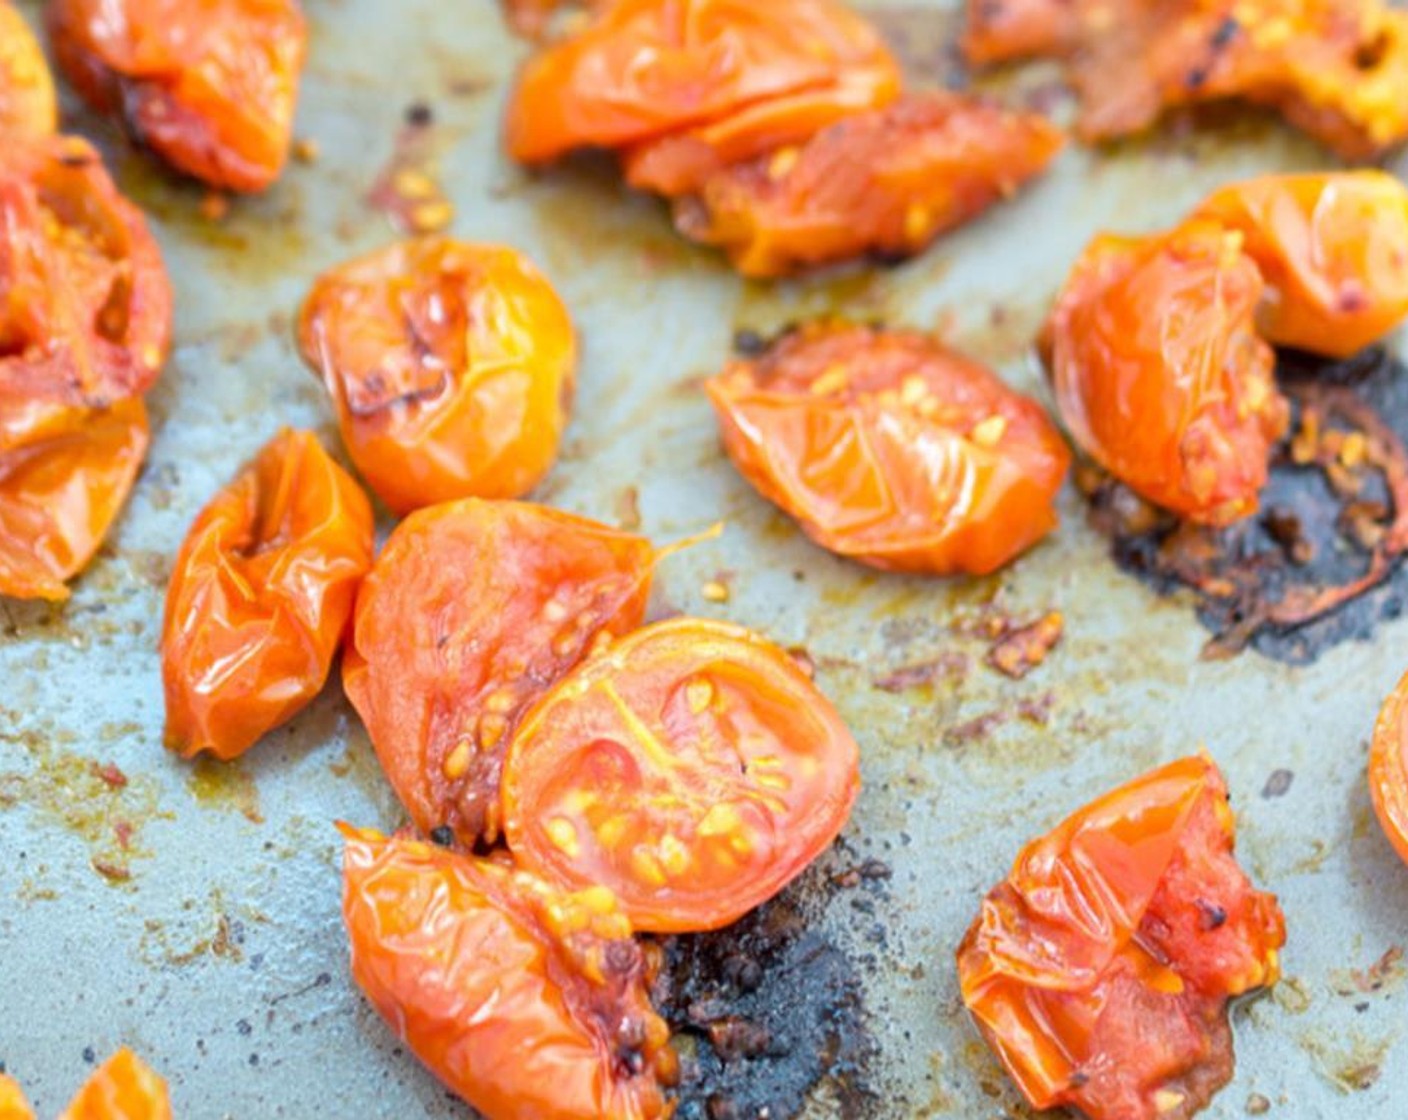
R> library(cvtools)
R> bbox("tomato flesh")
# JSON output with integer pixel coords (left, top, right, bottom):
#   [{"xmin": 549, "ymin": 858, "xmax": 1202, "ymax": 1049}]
[
  {"xmin": 56, "ymin": 1049, "xmax": 172, "ymax": 1120},
  {"xmin": 0, "ymin": 2, "xmax": 57, "ymax": 139},
  {"xmin": 1370, "ymin": 671, "xmax": 1408, "ymax": 867}
]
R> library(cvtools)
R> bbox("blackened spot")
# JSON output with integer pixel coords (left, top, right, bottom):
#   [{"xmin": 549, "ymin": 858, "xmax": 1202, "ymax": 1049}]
[
  {"xmin": 1070, "ymin": 1071, "xmax": 1090, "ymax": 1088},
  {"xmin": 82, "ymin": 1047, "xmax": 96, "ymax": 1064},
  {"xmin": 1186, "ymin": 67, "xmax": 1209, "ymax": 90},
  {"xmin": 1196, "ymin": 900, "xmax": 1229, "ymax": 930},
  {"xmin": 429, "ymin": 826, "xmax": 455, "ymax": 847},
  {"xmin": 405, "ymin": 102, "xmax": 434, "ymax": 127},
  {"xmin": 1262, "ymin": 769, "xmax": 1295, "ymax": 798},
  {"xmin": 1210, "ymin": 16, "xmax": 1240, "ymax": 49},
  {"xmin": 236, "ymin": 1019, "xmax": 252, "ymax": 1036},
  {"xmin": 732, "ymin": 328, "xmax": 767, "ymax": 356}
]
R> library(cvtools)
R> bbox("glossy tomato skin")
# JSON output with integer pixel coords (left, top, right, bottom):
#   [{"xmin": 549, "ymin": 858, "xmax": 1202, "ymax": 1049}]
[
  {"xmin": 676, "ymin": 92, "xmax": 1063, "ymax": 277},
  {"xmin": 47, "ymin": 0, "xmax": 307, "ymax": 192},
  {"xmin": 957, "ymin": 756, "xmax": 1285, "ymax": 1120},
  {"xmin": 56, "ymin": 1049, "xmax": 172, "ymax": 1120},
  {"xmin": 343, "ymin": 499, "xmax": 658, "ymax": 847},
  {"xmin": 341, "ymin": 826, "xmax": 677, "ymax": 1120},
  {"xmin": 1045, "ymin": 220, "xmax": 1288, "ymax": 525},
  {"xmin": 298, "ymin": 239, "xmax": 576, "ymax": 515},
  {"xmin": 504, "ymin": 0, "xmax": 900, "ymax": 171},
  {"xmin": 1370, "ymin": 671, "xmax": 1408, "ymax": 867},
  {"xmin": 707, "ymin": 322, "xmax": 1070, "ymax": 575},
  {"xmin": 1192, "ymin": 172, "xmax": 1408, "ymax": 359},
  {"xmin": 502, "ymin": 617, "xmax": 861, "ymax": 933},
  {"xmin": 0, "ymin": 2, "xmax": 57, "ymax": 139},
  {"xmin": 161, "ymin": 428, "xmax": 374, "ymax": 760}
]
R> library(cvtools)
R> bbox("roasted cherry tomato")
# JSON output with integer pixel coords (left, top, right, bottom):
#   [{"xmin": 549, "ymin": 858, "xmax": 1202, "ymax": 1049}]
[
  {"xmin": 0, "ymin": 1074, "xmax": 32, "ymax": 1120},
  {"xmin": 297, "ymin": 239, "xmax": 576, "ymax": 515},
  {"xmin": 1044, "ymin": 220, "xmax": 1289, "ymax": 525},
  {"xmin": 957, "ymin": 755, "xmax": 1285, "ymax": 1120},
  {"xmin": 47, "ymin": 0, "xmax": 307, "ymax": 192},
  {"xmin": 341, "ymin": 825, "xmax": 676, "ymax": 1120},
  {"xmin": 0, "ymin": 1, "xmax": 57, "ymax": 139},
  {"xmin": 504, "ymin": 0, "xmax": 900, "ymax": 172},
  {"xmin": 675, "ymin": 92, "xmax": 1063, "ymax": 277},
  {"xmin": 1191, "ymin": 171, "xmax": 1408, "ymax": 359},
  {"xmin": 707, "ymin": 322, "xmax": 1070, "ymax": 575},
  {"xmin": 161, "ymin": 428, "xmax": 374, "ymax": 760},
  {"xmin": 57, "ymin": 1049, "xmax": 172, "ymax": 1120},
  {"xmin": 343, "ymin": 499, "xmax": 665, "ymax": 847},
  {"xmin": 502, "ymin": 616, "xmax": 861, "ymax": 933},
  {"xmin": 1370, "ymin": 670, "xmax": 1408, "ymax": 867}
]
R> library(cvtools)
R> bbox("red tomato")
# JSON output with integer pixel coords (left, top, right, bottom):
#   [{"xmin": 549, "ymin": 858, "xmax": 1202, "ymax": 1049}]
[
  {"xmin": 47, "ymin": 0, "xmax": 307, "ymax": 191},
  {"xmin": 297, "ymin": 239, "xmax": 576, "ymax": 515},
  {"xmin": 1192, "ymin": 171, "xmax": 1408, "ymax": 359},
  {"xmin": 957, "ymin": 755, "xmax": 1286, "ymax": 1120},
  {"xmin": 341, "ymin": 825, "xmax": 676, "ymax": 1120},
  {"xmin": 1370, "ymin": 670, "xmax": 1408, "ymax": 867},
  {"xmin": 343, "ymin": 499, "xmax": 663, "ymax": 847},
  {"xmin": 0, "ymin": 1074, "xmax": 33, "ymax": 1120},
  {"xmin": 1044, "ymin": 219, "xmax": 1289, "ymax": 525},
  {"xmin": 56, "ymin": 1049, "xmax": 172, "ymax": 1120},
  {"xmin": 707, "ymin": 322, "xmax": 1070, "ymax": 575},
  {"xmin": 161, "ymin": 428, "xmax": 374, "ymax": 760},
  {"xmin": 675, "ymin": 92, "xmax": 1063, "ymax": 277},
  {"xmin": 0, "ymin": 1, "xmax": 57, "ymax": 138},
  {"xmin": 501, "ymin": 616, "xmax": 861, "ymax": 933}
]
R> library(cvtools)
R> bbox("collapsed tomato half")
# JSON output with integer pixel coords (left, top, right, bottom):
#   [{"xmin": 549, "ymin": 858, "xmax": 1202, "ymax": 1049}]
[
  {"xmin": 1371, "ymin": 671, "xmax": 1408, "ymax": 868},
  {"xmin": 57, "ymin": 1050, "xmax": 171, "ymax": 1120},
  {"xmin": 298, "ymin": 239, "xmax": 576, "ymax": 515},
  {"xmin": 47, "ymin": 0, "xmax": 307, "ymax": 191},
  {"xmin": 1044, "ymin": 220, "xmax": 1289, "ymax": 525},
  {"xmin": 957, "ymin": 755, "xmax": 1285, "ymax": 1120},
  {"xmin": 0, "ymin": 1, "xmax": 57, "ymax": 139},
  {"xmin": 675, "ymin": 92, "xmax": 1063, "ymax": 277},
  {"xmin": 161, "ymin": 428, "xmax": 374, "ymax": 760},
  {"xmin": 502, "ymin": 616, "xmax": 860, "ymax": 933},
  {"xmin": 707, "ymin": 322, "xmax": 1070, "ymax": 575},
  {"xmin": 341, "ymin": 825, "xmax": 676, "ymax": 1120},
  {"xmin": 343, "ymin": 499, "xmax": 662, "ymax": 847}
]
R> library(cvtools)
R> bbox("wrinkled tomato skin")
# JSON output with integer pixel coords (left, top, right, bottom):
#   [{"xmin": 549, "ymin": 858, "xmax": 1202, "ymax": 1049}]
[
  {"xmin": 0, "ymin": 2, "xmax": 58, "ymax": 139},
  {"xmin": 1370, "ymin": 671, "xmax": 1408, "ymax": 867},
  {"xmin": 502, "ymin": 616, "xmax": 861, "ymax": 934},
  {"xmin": 47, "ymin": 0, "xmax": 307, "ymax": 192},
  {"xmin": 707, "ymin": 323, "xmax": 1070, "ymax": 575},
  {"xmin": 504, "ymin": 0, "xmax": 900, "ymax": 169},
  {"xmin": 676, "ymin": 92, "xmax": 1063, "ymax": 277},
  {"xmin": 0, "ymin": 1074, "xmax": 33, "ymax": 1120},
  {"xmin": 343, "ymin": 499, "xmax": 657, "ymax": 848},
  {"xmin": 957, "ymin": 756, "xmax": 1285, "ymax": 1120},
  {"xmin": 298, "ymin": 239, "xmax": 576, "ymax": 515},
  {"xmin": 1045, "ymin": 220, "xmax": 1288, "ymax": 525},
  {"xmin": 341, "ymin": 826, "xmax": 676, "ymax": 1120},
  {"xmin": 56, "ymin": 1049, "xmax": 172, "ymax": 1120},
  {"xmin": 161, "ymin": 428, "xmax": 374, "ymax": 761},
  {"xmin": 1192, "ymin": 172, "xmax": 1408, "ymax": 359}
]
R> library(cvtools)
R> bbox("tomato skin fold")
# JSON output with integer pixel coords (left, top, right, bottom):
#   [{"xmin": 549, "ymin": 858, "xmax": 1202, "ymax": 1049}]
[
  {"xmin": 161, "ymin": 428, "xmax": 374, "ymax": 761},
  {"xmin": 58, "ymin": 1050, "xmax": 172, "ymax": 1120},
  {"xmin": 0, "ymin": 2, "xmax": 58, "ymax": 139},
  {"xmin": 1370, "ymin": 671, "xmax": 1408, "ymax": 867},
  {"xmin": 340, "ymin": 825, "xmax": 677, "ymax": 1120},
  {"xmin": 957, "ymin": 755, "xmax": 1285, "ymax": 1120}
]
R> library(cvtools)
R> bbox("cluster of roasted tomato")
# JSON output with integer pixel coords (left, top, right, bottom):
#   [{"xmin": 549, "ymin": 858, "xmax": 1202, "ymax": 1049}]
[{"xmin": 1, "ymin": 1050, "xmax": 170, "ymax": 1120}]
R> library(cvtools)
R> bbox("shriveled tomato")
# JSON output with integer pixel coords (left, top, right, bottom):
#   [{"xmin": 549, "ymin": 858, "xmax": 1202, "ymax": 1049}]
[
  {"xmin": 1370, "ymin": 671, "xmax": 1408, "ymax": 867},
  {"xmin": 47, "ymin": 0, "xmax": 307, "ymax": 192},
  {"xmin": 297, "ymin": 239, "xmax": 576, "ymax": 515},
  {"xmin": 707, "ymin": 322, "xmax": 1070, "ymax": 575},
  {"xmin": 341, "ymin": 825, "xmax": 676, "ymax": 1120},
  {"xmin": 502, "ymin": 617, "xmax": 860, "ymax": 933},
  {"xmin": 56, "ymin": 1049, "xmax": 172, "ymax": 1120},
  {"xmin": 957, "ymin": 755, "xmax": 1285, "ymax": 1120},
  {"xmin": 504, "ymin": 0, "xmax": 900, "ymax": 170},
  {"xmin": 1191, "ymin": 171, "xmax": 1408, "ymax": 359},
  {"xmin": 0, "ymin": 1074, "xmax": 33, "ymax": 1120},
  {"xmin": 161, "ymin": 428, "xmax": 374, "ymax": 760},
  {"xmin": 675, "ymin": 92, "xmax": 1063, "ymax": 277},
  {"xmin": 343, "ymin": 499, "xmax": 669, "ymax": 847},
  {"xmin": 1044, "ymin": 220, "xmax": 1289, "ymax": 525},
  {"xmin": 0, "ymin": 2, "xmax": 57, "ymax": 139}
]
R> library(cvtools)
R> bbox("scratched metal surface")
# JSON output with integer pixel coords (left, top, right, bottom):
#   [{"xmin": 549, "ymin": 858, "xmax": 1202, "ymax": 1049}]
[{"xmin": 2, "ymin": 1, "xmax": 1407, "ymax": 1117}]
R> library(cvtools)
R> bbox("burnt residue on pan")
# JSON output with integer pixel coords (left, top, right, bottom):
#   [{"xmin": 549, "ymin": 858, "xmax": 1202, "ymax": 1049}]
[{"xmin": 1083, "ymin": 348, "xmax": 1408, "ymax": 663}]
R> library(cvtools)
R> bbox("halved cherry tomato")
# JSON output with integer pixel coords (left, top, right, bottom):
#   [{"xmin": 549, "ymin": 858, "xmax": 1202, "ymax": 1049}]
[
  {"xmin": 341, "ymin": 825, "xmax": 676, "ymax": 1120},
  {"xmin": 47, "ymin": 0, "xmax": 307, "ymax": 192},
  {"xmin": 0, "ymin": 1, "xmax": 57, "ymax": 139},
  {"xmin": 957, "ymin": 755, "xmax": 1285, "ymax": 1120},
  {"xmin": 1191, "ymin": 171, "xmax": 1408, "ymax": 359},
  {"xmin": 1370, "ymin": 670, "xmax": 1408, "ymax": 867},
  {"xmin": 57, "ymin": 1049, "xmax": 172, "ymax": 1120},
  {"xmin": 0, "ymin": 1074, "xmax": 33, "ymax": 1120},
  {"xmin": 675, "ymin": 92, "xmax": 1063, "ymax": 277},
  {"xmin": 707, "ymin": 322, "xmax": 1070, "ymax": 575},
  {"xmin": 297, "ymin": 239, "xmax": 576, "ymax": 515},
  {"xmin": 502, "ymin": 616, "xmax": 861, "ymax": 933},
  {"xmin": 504, "ymin": 0, "xmax": 900, "ymax": 169},
  {"xmin": 1044, "ymin": 219, "xmax": 1288, "ymax": 525},
  {"xmin": 343, "ymin": 499, "xmax": 663, "ymax": 847},
  {"xmin": 161, "ymin": 428, "xmax": 374, "ymax": 760}
]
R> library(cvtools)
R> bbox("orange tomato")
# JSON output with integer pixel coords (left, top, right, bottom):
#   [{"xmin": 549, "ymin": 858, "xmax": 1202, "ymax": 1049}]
[
  {"xmin": 298, "ymin": 240, "xmax": 576, "ymax": 515},
  {"xmin": 47, "ymin": 0, "xmax": 307, "ymax": 192},
  {"xmin": 502, "ymin": 617, "xmax": 861, "ymax": 933},
  {"xmin": 1192, "ymin": 171, "xmax": 1408, "ymax": 359},
  {"xmin": 1044, "ymin": 219, "xmax": 1288, "ymax": 525},
  {"xmin": 674, "ymin": 92, "xmax": 1063, "ymax": 277},
  {"xmin": 957, "ymin": 755, "xmax": 1285, "ymax": 1120},
  {"xmin": 0, "ymin": 1074, "xmax": 33, "ymax": 1120},
  {"xmin": 57, "ymin": 1050, "xmax": 172, "ymax": 1120},
  {"xmin": 707, "ymin": 322, "xmax": 1070, "ymax": 575},
  {"xmin": 161, "ymin": 428, "xmax": 374, "ymax": 760},
  {"xmin": 343, "ymin": 499, "xmax": 662, "ymax": 847},
  {"xmin": 1370, "ymin": 670, "xmax": 1408, "ymax": 867},
  {"xmin": 0, "ymin": 1, "xmax": 57, "ymax": 138},
  {"xmin": 341, "ymin": 825, "xmax": 676, "ymax": 1120}
]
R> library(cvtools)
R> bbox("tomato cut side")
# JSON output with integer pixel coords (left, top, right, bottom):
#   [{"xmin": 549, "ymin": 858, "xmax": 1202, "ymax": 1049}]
[
  {"xmin": 57, "ymin": 1049, "xmax": 172, "ymax": 1120},
  {"xmin": 1370, "ymin": 671, "xmax": 1408, "ymax": 867}
]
